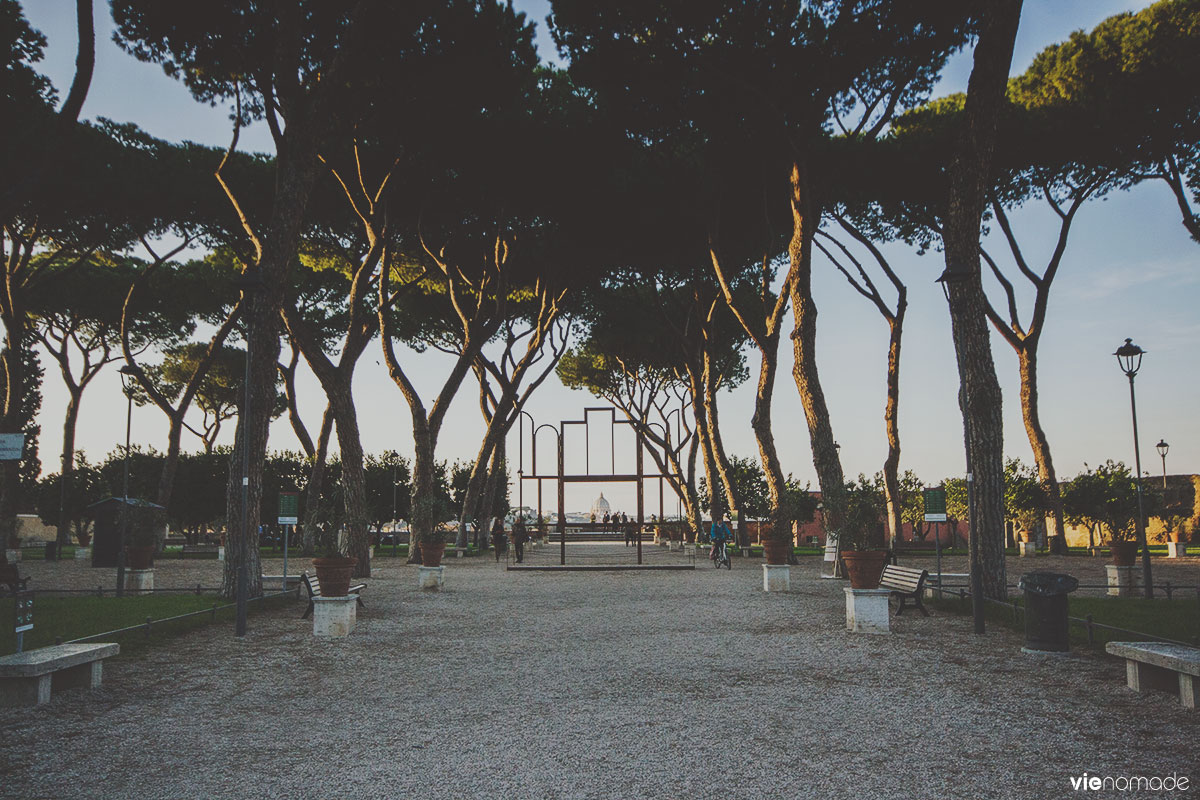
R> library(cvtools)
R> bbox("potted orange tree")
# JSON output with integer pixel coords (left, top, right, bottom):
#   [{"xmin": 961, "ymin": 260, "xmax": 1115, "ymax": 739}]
[
  {"xmin": 826, "ymin": 479, "xmax": 888, "ymax": 589},
  {"xmin": 312, "ymin": 520, "xmax": 357, "ymax": 597},
  {"xmin": 764, "ymin": 480, "xmax": 818, "ymax": 565}
]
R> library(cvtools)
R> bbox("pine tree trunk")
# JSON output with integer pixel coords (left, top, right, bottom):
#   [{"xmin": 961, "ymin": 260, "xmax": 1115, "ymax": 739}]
[
  {"xmin": 154, "ymin": 410, "xmax": 185, "ymax": 549},
  {"xmin": 301, "ymin": 407, "xmax": 333, "ymax": 557},
  {"xmin": 691, "ymin": 373, "xmax": 722, "ymax": 526},
  {"xmin": 0, "ymin": 317, "xmax": 26, "ymax": 547},
  {"xmin": 704, "ymin": 362, "xmax": 741, "ymax": 529},
  {"xmin": 751, "ymin": 331, "xmax": 787, "ymax": 512},
  {"xmin": 56, "ymin": 387, "xmax": 82, "ymax": 550},
  {"xmin": 330, "ymin": 383, "xmax": 370, "ymax": 578},
  {"xmin": 883, "ymin": 314, "xmax": 905, "ymax": 546},
  {"xmin": 941, "ymin": 0, "xmax": 1023, "ymax": 601},
  {"xmin": 409, "ymin": 421, "xmax": 436, "ymax": 564},
  {"xmin": 1018, "ymin": 348, "xmax": 1065, "ymax": 542},
  {"xmin": 787, "ymin": 163, "xmax": 844, "ymax": 501}
]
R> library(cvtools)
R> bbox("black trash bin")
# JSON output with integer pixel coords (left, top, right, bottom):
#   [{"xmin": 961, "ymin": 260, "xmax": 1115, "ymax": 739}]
[
  {"xmin": 1018, "ymin": 572, "xmax": 1079, "ymax": 652},
  {"xmin": 44, "ymin": 541, "xmax": 58, "ymax": 560}
]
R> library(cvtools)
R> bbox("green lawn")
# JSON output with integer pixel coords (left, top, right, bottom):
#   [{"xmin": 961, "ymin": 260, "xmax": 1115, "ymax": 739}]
[
  {"xmin": 0, "ymin": 592, "xmax": 294, "ymax": 656},
  {"xmin": 932, "ymin": 593, "xmax": 1200, "ymax": 648}
]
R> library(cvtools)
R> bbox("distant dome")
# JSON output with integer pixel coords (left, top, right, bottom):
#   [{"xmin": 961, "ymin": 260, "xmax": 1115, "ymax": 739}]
[{"xmin": 591, "ymin": 493, "xmax": 611, "ymax": 518}]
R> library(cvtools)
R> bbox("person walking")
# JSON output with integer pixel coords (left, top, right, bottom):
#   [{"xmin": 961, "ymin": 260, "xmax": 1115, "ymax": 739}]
[
  {"xmin": 512, "ymin": 516, "xmax": 527, "ymax": 564},
  {"xmin": 491, "ymin": 517, "xmax": 506, "ymax": 562}
]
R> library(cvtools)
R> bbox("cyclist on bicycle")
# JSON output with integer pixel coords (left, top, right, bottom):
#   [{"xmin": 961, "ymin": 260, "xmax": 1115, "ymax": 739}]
[{"xmin": 710, "ymin": 514, "xmax": 733, "ymax": 565}]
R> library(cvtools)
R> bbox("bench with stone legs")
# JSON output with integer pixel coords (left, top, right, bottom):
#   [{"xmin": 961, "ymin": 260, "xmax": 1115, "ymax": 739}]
[
  {"xmin": 0, "ymin": 643, "xmax": 119, "ymax": 707},
  {"xmin": 181, "ymin": 544, "xmax": 220, "ymax": 556},
  {"xmin": 1106, "ymin": 642, "xmax": 1200, "ymax": 710},
  {"xmin": 879, "ymin": 564, "xmax": 929, "ymax": 616},
  {"xmin": 300, "ymin": 572, "xmax": 365, "ymax": 620}
]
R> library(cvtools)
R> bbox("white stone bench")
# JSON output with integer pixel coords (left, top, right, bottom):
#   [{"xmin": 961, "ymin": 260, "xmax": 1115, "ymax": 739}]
[
  {"xmin": 1106, "ymin": 642, "xmax": 1200, "ymax": 710},
  {"xmin": 0, "ymin": 643, "xmax": 119, "ymax": 707}
]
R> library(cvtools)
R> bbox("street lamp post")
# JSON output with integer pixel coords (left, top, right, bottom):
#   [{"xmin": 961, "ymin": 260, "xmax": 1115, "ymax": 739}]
[
  {"xmin": 1115, "ymin": 338, "xmax": 1153, "ymax": 599},
  {"xmin": 117, "ymin": 364, "xmax": 139, "ymax": 598},
  {"xmin": 1156, "ymin": 439, "xmax": 1169, "ymax": 490}
]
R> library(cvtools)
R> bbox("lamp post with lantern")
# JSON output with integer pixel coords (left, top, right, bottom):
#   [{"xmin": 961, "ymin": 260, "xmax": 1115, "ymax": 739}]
[
  {"xmin": 1114, "ymin": 338, "xmax": 1153, "ymax": 599},
  {"xmin": 1156, "ymin": 439, "xmax": 1169, "ymax": 490}
]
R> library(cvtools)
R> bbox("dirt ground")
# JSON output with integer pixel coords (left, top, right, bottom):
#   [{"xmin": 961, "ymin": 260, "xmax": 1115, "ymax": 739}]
[{"xmin": 1, "ymin": 547, "xmax": 1197, "ymax": 799}]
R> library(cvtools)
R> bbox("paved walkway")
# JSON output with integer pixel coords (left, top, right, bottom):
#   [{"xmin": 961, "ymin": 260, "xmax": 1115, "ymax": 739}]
[{"xmin": 1, "ymin": 551, "xmax": 1197, "ymax": 799}]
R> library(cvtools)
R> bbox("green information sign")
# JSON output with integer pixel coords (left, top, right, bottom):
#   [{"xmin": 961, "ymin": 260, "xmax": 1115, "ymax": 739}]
[
  {"xmin": 15, "ymin": 591, "xmax": 33, "ymax": 633},
  {"xmin": 278, "ymin": 491, "xmax": 299, "ymax": 526},
  {"xmin": 923, "ymin": 487, "xmax": 947, "ymax": 522}
]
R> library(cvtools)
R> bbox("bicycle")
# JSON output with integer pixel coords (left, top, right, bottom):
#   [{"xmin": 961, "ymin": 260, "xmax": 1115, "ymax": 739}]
[{"xmin": 711, "ymin": 539, "xmax": 731, "ymax": 569}]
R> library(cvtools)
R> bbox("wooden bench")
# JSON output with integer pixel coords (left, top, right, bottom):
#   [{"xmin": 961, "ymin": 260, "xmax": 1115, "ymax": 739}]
[
  {"xmin": 0, "ymin": 643, "xmax": 119, "ymax": 707},
  {"xmin": 1106, "ymin": 642, "xmax": 1200, "ymax": 710},
  {"xmin": 1, "ymin": 564, "xmax": 29, "ymax": 596},
  {"xmin": 300, "ymin": 572, "xmax": 365, "ymax": 620},
  {"xmin": 879, "ymin": 564, "xmax": 929, "ymax": 616}
]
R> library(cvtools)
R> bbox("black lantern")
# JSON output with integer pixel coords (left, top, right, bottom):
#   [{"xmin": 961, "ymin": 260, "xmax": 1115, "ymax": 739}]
[
  {"xmin": 1114, "ymin": 338, "xmax": 1145, "ymax": 377},
  {"xmin": 1156, "ymin": 439, "xmax": 1169, "ymax": 489}
]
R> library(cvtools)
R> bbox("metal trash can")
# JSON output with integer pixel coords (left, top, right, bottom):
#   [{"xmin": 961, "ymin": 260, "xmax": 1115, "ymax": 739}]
[
  {"xmin": 1018, "ymin": 572, "xmax": 1079, "ymax": 652},
  {"xmin": 44, "ymin": 541, "xmax": 58, "ymax": 560}
]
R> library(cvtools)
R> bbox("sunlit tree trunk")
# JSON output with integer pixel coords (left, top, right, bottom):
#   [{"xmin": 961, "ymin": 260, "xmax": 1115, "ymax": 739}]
[{"xmin": 787, "ymin": 164, "xmax": 844, "ymax": 502}]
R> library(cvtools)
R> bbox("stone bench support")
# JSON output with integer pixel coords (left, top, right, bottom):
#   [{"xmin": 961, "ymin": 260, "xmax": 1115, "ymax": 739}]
[
  {"xmin": 0, "ymin": 643, "xmax": 119, "ymax": 707},
  {"xmin": 1106, "ymin": 642, "xmax": 1200, "ymax": 710}
]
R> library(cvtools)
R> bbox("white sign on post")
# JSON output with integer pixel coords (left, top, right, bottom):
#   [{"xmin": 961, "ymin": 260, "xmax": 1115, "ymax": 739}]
[{"xmin": 0, "ymin": 433, "xmax": 25, "ymax": 461}]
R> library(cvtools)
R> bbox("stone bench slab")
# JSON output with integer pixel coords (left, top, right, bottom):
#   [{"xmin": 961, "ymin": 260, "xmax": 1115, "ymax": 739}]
[
  {"xmin": 0, "ymin": 643, "xmax": 119, "ymax": 707},
  {"xmin": 0, "ymin": 643, "xmax": 119, "ymax": 677},
  {"xmin": 1106, "ymin": 642, "xmax": 1200, "ymax": 677},
  {"xmin": 1106, "ymin": 642, "xmax": 1200, "ymax": 710}
]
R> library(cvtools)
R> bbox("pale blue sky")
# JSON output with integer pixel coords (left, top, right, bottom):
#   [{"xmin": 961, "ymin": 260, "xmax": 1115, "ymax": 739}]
[{"xmin": 20, "ymin": 1, "xmax": 1199, "ymax": 515}]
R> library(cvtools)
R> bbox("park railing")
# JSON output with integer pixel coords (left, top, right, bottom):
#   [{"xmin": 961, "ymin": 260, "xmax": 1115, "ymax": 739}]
[
  {"xmin": 60, "ymin": 588, "xmax": 298, "ymax": 645},
  {"xmin": 939, "ymin": 585, "xmax": 1200, "ymax": 649}
]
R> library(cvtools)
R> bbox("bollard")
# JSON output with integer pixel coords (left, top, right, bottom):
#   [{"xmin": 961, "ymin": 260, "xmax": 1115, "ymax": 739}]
[
  {"xmin": 144, "ymin": 616, "xmax": 152, "ymax": 638},
  {"xmin": 1085, "ymin": 614, "xmax": 1094, "ymax": 647}
]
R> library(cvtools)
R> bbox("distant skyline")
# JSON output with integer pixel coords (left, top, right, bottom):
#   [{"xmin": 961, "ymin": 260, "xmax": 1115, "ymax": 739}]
[{"xmin": 19, "ymin": 1, "xmax": 1199, "ymax": 516}]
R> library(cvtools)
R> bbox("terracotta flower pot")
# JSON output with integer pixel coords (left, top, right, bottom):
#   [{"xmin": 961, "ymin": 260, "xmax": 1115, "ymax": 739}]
[
  {"xmin": 842, "ymin": 550, "xmax": 889, "ymax": 589},
  {"xmin": 1110, "ymin": 541, "xmax": 1139, "ymax": 566},
  {"xmin": 312, "ymin": 556, "xmax": 358, "ymax": 597},
  {"xmin": 125, "ymin": 545, "xmax": 155, "ymax": 570},
  {"xmin": 422, "ymin": 540, "xmax": 446, "ymax": 567},
  {"xmin": 762, "ymin": 539, "xmax": 791, "ymax": 565}
]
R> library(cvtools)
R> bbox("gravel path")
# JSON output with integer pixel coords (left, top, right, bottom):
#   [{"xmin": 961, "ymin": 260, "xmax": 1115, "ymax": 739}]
[{"xmin": 1, "ymin": 549, "xmax": 1197, "ymax": 799}]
